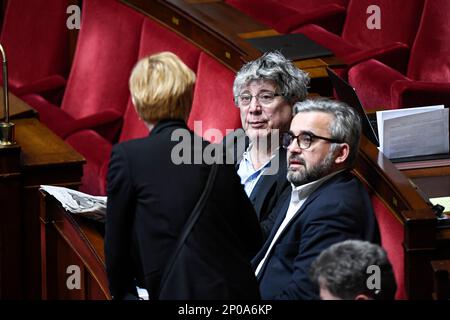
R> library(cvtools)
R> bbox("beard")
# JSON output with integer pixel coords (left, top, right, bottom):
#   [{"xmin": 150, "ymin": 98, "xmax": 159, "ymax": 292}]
[{"xmin": 287, "ymin": 151, "xmax": 335, "ymax": 187}]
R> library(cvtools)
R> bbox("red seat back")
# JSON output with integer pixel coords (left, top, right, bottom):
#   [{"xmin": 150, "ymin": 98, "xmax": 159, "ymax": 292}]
[
  {"xmin": 407, "ymin": 0, "xmax": 450, "ymax": 82},
  {"xmin": 0, "ymin": 0, "xmax": 70, "ymax": 89},
  {"xmin": 370, "ymin": 194, "xmax": 406, "ymax": 299},
  {"xmin": 188, "ymin": 52, "xmax": 241, "ymax": 142},
  {"xmin": 280, "ymin": 0, "xmax": 348, "ymax": 13},
  {"xmin": 226, "ymin": 0, "xmax": 347, "ymax": 34},
  {"xmin": 61, "ymin": 0, "xmax": 144, "ymax": 120},
  {"xmin": 342, "ymin": 0, "xmax": 424, "ymax": 50},
  {"xmin": 119, "ymin": 18, "xmax": 201, "ymax": 142}
]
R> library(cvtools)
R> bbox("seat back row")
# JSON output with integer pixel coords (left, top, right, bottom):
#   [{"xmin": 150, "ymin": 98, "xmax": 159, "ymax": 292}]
[
  {"xmin": 349, "ymin": 0, "xmax": 450, "ymax": 110},
  {"xmin": 36, "ymin": 0, "xmax": 242, "ymax": 195},
  {"xmin": 230, "ymin": 0, "xmax": 450, "ymax": 110},
  {"xmin": 0, "ymin": 0, "xmax": 70, "ymax": 102}
]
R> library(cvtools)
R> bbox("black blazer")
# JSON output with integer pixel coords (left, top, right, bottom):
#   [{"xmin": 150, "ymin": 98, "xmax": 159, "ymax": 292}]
[
  {"xmin": 223, "ymin": 130, "xmax": 290, "ymax": 238},
  {"xmin": 252, "ymin": 170, "xmax": 380, "ymax": 300},
  {"xmin": 105, "ymin": 120, "xmax": 262, "ymax": 300}
]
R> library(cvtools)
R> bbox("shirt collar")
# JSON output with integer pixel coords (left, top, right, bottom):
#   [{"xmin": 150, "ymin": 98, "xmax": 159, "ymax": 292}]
[
  {"xmin": 290, "ymin": 169, "xmax": 345, "ymax": 203},
  {"xmin": 242, "ymin": 143, "xmax": 280, "ymax": 171}
]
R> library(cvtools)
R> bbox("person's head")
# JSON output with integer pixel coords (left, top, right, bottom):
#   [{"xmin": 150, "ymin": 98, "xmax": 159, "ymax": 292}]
[
  {"xmin": 310, "ymin": 240, "xmax": 397, "ymax": 300},
  {"xmin": 233, "ymin": 51, "xmax": 310, "ymax": 142},
  {"xmin": 283, "ymin": 98, "xmax": 361, "ymax": 186},
  {"xmin": 129, "ymin": 51, "xmax": 196, "ymax": 124}
]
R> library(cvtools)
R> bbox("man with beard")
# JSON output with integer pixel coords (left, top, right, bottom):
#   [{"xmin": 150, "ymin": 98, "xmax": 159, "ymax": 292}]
[
  {"xmin": 252, "ymin": 98, "xmax": 380, "ymax": 300},
  {"xmin": 225, "ymin": 52, "xmax": 310, "ymax": 238}
]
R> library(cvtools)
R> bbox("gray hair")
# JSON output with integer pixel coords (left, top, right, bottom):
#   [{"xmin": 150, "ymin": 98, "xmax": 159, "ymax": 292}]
[
  {"xmin": 310, "ymin": 240, "xmax": 397, "ymax": 300},
  {"xmin": 293, "ymin": 98, "xmax": 361, "ymax": 168},
  {"xmin": 233, "ymin": 51, "xmax": 310, "ymax": 105}
]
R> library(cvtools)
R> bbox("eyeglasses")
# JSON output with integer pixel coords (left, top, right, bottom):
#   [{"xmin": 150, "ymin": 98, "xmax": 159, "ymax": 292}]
[
  {"xmin": 237, "ymin": 91, "xmax": 283, "ymax": 106},
  {"xmin": 281, "ymin": 131, "xmax": 342, "ymax": 150}
]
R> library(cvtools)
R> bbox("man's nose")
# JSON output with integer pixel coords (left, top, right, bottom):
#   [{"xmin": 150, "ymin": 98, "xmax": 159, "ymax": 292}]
[
  {"xmin": 287, "ymin": 138, "xmax": 302, "ymax": 153},
  {"xmin": 248, "ymin": 96, "xmax": 262, "ymax": 113}
]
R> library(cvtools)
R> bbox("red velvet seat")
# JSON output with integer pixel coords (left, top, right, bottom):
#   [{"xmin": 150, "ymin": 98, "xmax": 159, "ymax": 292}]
[
  {"xmin": 67, "ymin": 18, "xmax": 202, "ymax": 195},
  {"xmin": 120, "ymin": 18, "xmax": 201, "ymax": 142},
  {"xmin": 348, "ymin": 0, "xmax": 450, "ymax": 110},
  {"xmin": 293, "ymin": 0, "xmax": 425, "ymax": 74},
  {"xmin": 0, "ymin": 0, "xmax": 70, "ymax": 102},
  {"xmin": 370, "ymin": 194, "xmax": 406, "ymax": 299},
  {"xmin": 225, "ymin": 0, "xmax": 348, "ymax": 34},
  {"xmin": 23, "ymin": 0, "xmax": 144, "ymax": 142},
  {"xmin": 188, "ymin": 52, "xmax": 242, "ymax": 142}
]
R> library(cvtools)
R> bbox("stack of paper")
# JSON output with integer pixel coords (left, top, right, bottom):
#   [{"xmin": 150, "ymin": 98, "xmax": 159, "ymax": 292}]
[
  {"xmin": 40, "ymin": 185, "xmax": 107, "ymax": 222},
  {"xmin": 376, "ymin": 105, "xmax": 449, "ymax": 159}
]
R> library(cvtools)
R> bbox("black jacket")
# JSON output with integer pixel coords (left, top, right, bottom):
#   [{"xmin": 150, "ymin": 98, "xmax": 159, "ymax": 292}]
[
  {"xmin": 105, "ymin": 120, "xmax": 262, "ymax": 299},
  {"xmin": 252, "ymin": 170, "xmax": 380, "ymax": 300},
  {"xmin": 224, "ymin": 130, "xmax": 290, "ymax": 238}
]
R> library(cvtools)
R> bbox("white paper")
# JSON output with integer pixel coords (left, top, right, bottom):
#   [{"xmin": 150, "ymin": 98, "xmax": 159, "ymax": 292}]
[
  {"xmin": 430, "ymin": 197, "xmax": 450, "ymax": 213},
  {"xmin": 40, "ymin": 185, "xmax": 107, "ymax": 222},
  {"xmin": 376, "ymin": 105, "xmax": 449, "ymax": 159},
  {"xmin": 137, "ymin": 287, "xmax": 149, "ymax": 300}
]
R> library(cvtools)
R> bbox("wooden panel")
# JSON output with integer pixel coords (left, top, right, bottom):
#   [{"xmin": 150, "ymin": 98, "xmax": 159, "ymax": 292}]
[
  {"xmin": 12, "ymin": 118, "xmax": 85, "ymax": 298},
  {"xmin": 16, "ymin": 118, "xmax": 85, "ymax": 169},
  {"xmin": 355, "ymin": 135, "xmax": 443, "ymax": 299},
  {"xmin": 431, "ymin": 260, "xmax": 450, "ymax": 299},
  {"xmin": 40, "ymin": 192, "xmax": 110, "ymax": 300},
  {"xmin": 0, "ymin": 144, "xmax": 22, "ymax": 299}
]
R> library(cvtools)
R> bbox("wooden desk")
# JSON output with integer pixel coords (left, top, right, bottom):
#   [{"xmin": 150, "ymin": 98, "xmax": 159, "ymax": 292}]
[
  {"xmin": 40, "ymin": 192, "xmax": 110, "ymax": 300},
  {"xmin": 0, "ymin": 94, "xmax": 85, "ymax": 299},
  {"xmin": 355, "ymin": 136, "xmax": 439, "ymax": 299},
  {"xmin": 400, "ymin": 166, "xmax": 450, "ymax": 199},
  {"xmin": 122, "ymin": 0, "xmax": 343, "ymax": 96},
  {"xmin": 0, "ymin": 89, "xmax": 37, "ymax": 120}
]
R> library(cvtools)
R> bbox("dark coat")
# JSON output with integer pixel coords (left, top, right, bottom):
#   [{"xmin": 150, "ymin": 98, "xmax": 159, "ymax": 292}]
[
  {"xmin": 105, "ymin": 120, "xmax": 262, "ymax": 300},
  {"xmin": 252, "ymin": 170, "xmax": 380, "ymax": 300},
  {"xmin": 223, "ymin": 130, "xmax": 290, "ymax": 238}
]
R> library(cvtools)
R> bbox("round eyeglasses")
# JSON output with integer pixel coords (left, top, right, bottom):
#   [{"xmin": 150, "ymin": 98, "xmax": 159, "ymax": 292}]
[
  {"xmin": 237, "ymin": 92, "xmax": 283, "ymax": 106},
  {"xmin": 282, "ymin": 131, "xmax": 342, "ymax": 150}
]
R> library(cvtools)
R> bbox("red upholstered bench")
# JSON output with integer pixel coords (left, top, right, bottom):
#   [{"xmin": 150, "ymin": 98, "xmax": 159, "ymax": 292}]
[
  {"xmin": 66, "ymin": 14, "xmax": 241, "ymax": 195},
  {"xmin": 294, "ymin": 0, "xmax": 424, "ymax": 76},
  {"xmin": 1, "ymin": 0, "xmax": 70, "ymax": 104},
  {"xmin": 23, "ymin": 0, "xmax": 144, "ymax": 142},
  {"xmin": 349, "ymin": 0, "xmax": 450, "ymax": 110}
]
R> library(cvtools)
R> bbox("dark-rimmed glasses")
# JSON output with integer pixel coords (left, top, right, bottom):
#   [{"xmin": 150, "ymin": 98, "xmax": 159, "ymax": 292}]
[{"xmin": 282, "ymin": 131, "xmax": 342, "ymax": 150}]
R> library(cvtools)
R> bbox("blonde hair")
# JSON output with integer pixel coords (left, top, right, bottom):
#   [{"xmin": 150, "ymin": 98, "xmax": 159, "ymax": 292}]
[{"xmin": 129, "ymin": 52, "xmax": 196, "ymax": 123}]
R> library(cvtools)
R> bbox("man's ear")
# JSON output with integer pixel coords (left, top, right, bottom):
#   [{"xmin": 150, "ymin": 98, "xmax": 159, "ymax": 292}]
[
  {"xmin": 334, "ymin": 143, "xmax": 350, "ymax": 165},
  {"xmin": 354, "ymin": 294, "xmax": 372, "ymax": 300}
]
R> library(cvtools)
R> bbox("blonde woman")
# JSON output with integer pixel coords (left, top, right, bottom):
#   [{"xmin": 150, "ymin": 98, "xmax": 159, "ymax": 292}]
[{"xmin": 105, "ymin": 52, "xmax": 262, "ymax": 300}]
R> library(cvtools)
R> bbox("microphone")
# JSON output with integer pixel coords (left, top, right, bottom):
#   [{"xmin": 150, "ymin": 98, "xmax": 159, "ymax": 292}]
[{"xmin": 0, "ymin": 43, "xmax": 15, "ymax": 145}]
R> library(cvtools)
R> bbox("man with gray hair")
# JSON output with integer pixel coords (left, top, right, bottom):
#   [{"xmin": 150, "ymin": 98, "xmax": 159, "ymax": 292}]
[
  {"xmin": 252, "ymin": 98, "xmax": 380, "ymax": 299},
  {"xmin": 225, "ymin": 51, "xmax": 310, "ymax": 238},
  {"xmin": 310, "ymin": 240, "xmax": 397, "ymax": 300}
]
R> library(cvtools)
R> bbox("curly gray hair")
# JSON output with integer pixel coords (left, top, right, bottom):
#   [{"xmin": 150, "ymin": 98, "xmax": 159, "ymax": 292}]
[{"xmin": 233, "ymin": 51, "xmax": 310, "ymax": 106}]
